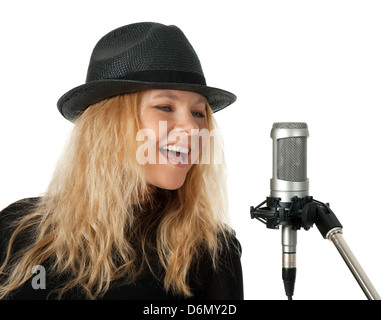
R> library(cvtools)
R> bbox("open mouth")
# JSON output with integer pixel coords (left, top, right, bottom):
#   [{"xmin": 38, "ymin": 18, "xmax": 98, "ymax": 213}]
[{"xmin": 159, "ymin": 145, "xmax": 189, "ymax": 165}]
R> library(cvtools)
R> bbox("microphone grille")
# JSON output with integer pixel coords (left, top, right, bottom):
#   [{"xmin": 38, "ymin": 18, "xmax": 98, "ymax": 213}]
[
  {"xmin": 274, "ymin": 122, "xmax": 308, "ymax": 182},
  {"xmin": 272, "ymin": 122, "xmax": 308, "ymax": 130}
]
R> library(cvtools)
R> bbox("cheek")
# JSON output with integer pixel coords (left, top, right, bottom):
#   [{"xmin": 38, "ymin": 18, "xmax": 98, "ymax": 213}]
[
  {"xmin": 196, "ymin": 118, "xmax": 208, "ymax": 131},
  {"xmin": 139, "ymin": 111, "xmax": 157, "ymax": 133},
  {"xmin": 140, "ymin": 112, "xmax": 170, "ymax": 144}
]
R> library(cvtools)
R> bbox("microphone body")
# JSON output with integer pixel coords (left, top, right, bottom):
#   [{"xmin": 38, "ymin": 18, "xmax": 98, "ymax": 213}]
[{"xmin": 270, "ymin": 122, "xmax": 309, "ymax": 299}]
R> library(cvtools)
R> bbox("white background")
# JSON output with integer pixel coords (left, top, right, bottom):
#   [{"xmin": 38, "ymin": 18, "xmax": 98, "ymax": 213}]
[{"xmin": 1, "ymin": 0, "xmax": 380, "ymax": 300}]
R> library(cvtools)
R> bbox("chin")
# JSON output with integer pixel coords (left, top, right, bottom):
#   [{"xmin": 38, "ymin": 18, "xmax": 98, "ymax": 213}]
[
  {"xmin": 144, "ymin": 164, "xmax": 191, "ymax": 190},
  {"xmin": 157, "ymin": 179, "xmax": 186, "ymax": 190},
  {"xmin": 148, "ymin": 174, "xmax": 187, "ymax": 190}
]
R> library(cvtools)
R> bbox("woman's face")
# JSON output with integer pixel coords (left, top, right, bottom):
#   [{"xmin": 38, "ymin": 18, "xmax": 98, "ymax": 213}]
[{"xmin": 138, "ymin": 89, "xmax": 208, "ymax": 190}]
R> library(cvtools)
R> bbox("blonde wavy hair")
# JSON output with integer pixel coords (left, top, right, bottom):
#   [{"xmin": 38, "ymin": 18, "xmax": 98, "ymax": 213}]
[{"xmin": 0, "ymin": 92, "xmax": 231, "ymax": 299}]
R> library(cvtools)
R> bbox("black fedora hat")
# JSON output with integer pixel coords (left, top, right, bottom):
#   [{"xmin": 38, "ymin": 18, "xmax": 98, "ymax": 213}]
[{"xmin": 57, "ymin": 22, "xmax": 236, "ymax": 122}]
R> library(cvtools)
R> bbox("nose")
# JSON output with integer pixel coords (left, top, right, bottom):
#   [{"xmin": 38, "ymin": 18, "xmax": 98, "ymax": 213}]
[
  {"xmin": 171, "ymin": 111, "xmax": 200, "ymax": 135},
  {"xmin": 166, "ymin": 111, "xmax": 201, "ymax": 147}
]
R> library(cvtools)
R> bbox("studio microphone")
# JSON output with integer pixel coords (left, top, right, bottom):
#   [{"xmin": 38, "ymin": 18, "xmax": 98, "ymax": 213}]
[
  {"xmin": 270, "ymin": 122, "xmax": 309, "ymax": 300},
  {"xmin": 251, "ymin": 123, "xmax": 380, "ymax": 300}
]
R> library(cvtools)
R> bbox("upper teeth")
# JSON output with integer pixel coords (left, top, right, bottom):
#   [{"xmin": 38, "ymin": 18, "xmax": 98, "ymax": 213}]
[{"xmin": 162, "ymin": 145, "xmax": 189, "ymax": 154}]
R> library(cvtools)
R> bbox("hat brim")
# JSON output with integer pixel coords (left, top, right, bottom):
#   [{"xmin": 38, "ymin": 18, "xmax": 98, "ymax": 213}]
[{"xmin": 57, "ymin": 79, "xmax": 236, "ymax": 122}]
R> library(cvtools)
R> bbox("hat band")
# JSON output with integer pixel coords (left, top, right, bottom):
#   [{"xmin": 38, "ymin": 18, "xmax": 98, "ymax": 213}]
[{"xmin": 110, "ymin": 70, "xmax": 206, "ymax": 86}]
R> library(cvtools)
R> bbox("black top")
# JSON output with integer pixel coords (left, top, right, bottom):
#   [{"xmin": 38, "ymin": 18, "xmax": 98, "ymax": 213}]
[{"xmin": 0, "ymin": 198, "xmax": 243, "ymax": 300}]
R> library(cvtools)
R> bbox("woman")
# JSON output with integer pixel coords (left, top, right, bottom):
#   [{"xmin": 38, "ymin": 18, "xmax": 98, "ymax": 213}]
[{"xmin": 0, "ymin": 22, "xmax": 243, "ymax": 300}]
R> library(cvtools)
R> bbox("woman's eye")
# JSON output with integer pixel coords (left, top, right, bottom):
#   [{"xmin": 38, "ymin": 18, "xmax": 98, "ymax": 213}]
[
  {"xmin": 192, "ymin": 111, "xmax": 205, "ymax": 118},
  {"xmin": 155, "ymin": 105, "xmax": 172, "ymax": 112}
]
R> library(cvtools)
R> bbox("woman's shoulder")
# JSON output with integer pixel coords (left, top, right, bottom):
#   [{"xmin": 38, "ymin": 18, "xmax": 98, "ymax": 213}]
[
  {"xmin": 215, "ymin": 229, "xmax": 243, "ymax": 279},
  {"xmin": 0, "ymin": 197, "xmax": 40, "ymax": 220},
  {"xmin": 195, "ymin": 229, "xmax": 244, "ymax": 299},
  {"xmin": 220, "ymin": 229, "xmax": 242, "ymax": 257},
  {"xmin": 0, "ymin": 197, "xmax": 41, "ymax": 242}
]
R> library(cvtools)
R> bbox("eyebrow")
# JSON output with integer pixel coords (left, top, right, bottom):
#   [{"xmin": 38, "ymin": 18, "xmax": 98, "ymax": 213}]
[
  {"xmin": 152, "ymin": 92, "xmax": 179, "ymax": 100},
  {"xmin": 151, "ymin": 92, "xmax": 206, "ymax": 106}
]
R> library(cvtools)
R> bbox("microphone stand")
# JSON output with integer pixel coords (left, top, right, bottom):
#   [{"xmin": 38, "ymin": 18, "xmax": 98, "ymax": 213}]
[
  {"xmin": 327, "ymin": 228, "xmax": 379, "ymax": 300},
  {"xmin": 250, "ymin": 196, "xmax": 381, "ymax": 300}
]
